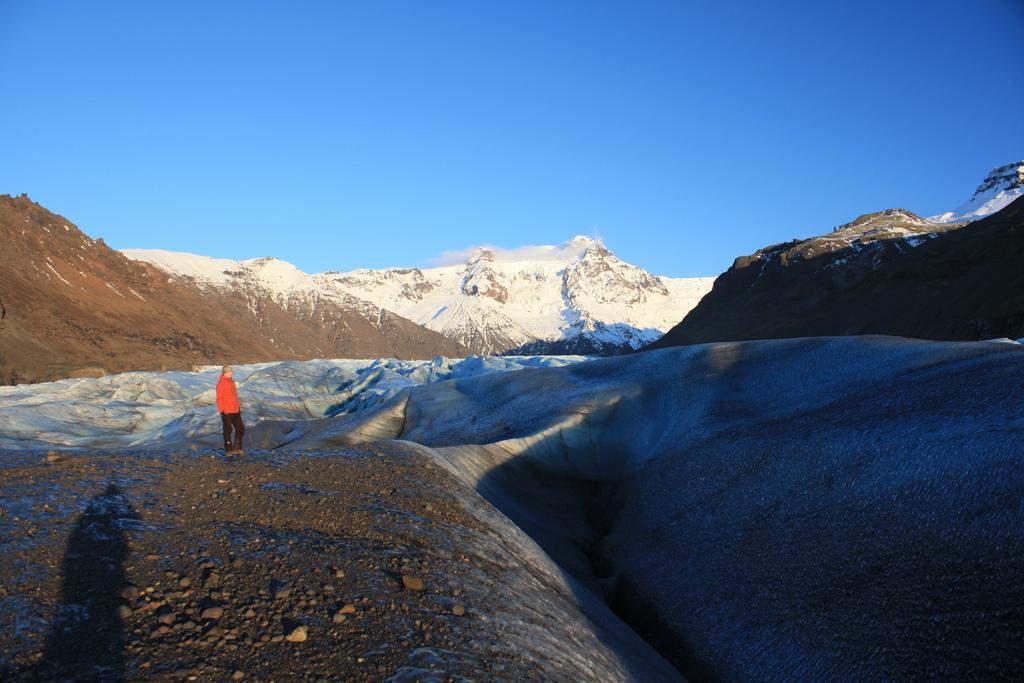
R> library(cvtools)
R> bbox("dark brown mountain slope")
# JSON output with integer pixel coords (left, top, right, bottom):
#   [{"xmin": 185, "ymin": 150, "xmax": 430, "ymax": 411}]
[
  {"xmin": 648, "ymin": 198, "xmax": 1024, "ymax": 349},
  {"xmin": 0, "ymin": 195, "xmax": 467, "ymax": 383}
]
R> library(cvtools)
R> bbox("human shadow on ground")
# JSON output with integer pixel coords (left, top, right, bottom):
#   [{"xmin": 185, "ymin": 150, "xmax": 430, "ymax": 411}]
[{"xmin": 36, "ymin": 483, "xmax": 139, "ymax": 682}]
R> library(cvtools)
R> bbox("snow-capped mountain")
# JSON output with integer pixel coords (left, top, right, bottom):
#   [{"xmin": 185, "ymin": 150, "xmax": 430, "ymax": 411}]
[
  {"xmin": 320, "ymin": 236, "xmax": 715, "ymax": 355},
  {"xmin": 0, "ymin": 194, "xmax": 468, "ymax": 384},
  {"xmin": 929, "ymin": 161, "xmax": 1024, "ymax": 224},
  {"xmin": 119, "ymin": 248, "xmax": 469, "ymax": 358},
  {"xmin": 650, "ymin": 193, "xmax": 1024, "ymax": 349},
  {"xmin": 121, "ymin": 249, "xmax": 380, "ymax": 319},
  {"xmin": 126, "ymin": 236, "xmax": 714, "ymax": 356}
]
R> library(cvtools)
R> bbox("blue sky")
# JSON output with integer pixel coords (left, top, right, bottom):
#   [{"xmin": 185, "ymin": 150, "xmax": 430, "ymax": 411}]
[{"xmin": 1, "ymin": 1, "xmax": 1022, "ymax": 277}]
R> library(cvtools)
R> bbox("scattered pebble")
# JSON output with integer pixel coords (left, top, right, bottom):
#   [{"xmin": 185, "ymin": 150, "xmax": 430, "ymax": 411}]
[
  {"xmin": 200, "ymin": 606, "xmax": 223, "ymax": 621},
  {"xmin": 285, "ymin": 625, "xmax": 308, "ymax": 643},
  {"xmin": 401, "ymin": 575, "xmax": 425, "ymax": 592}
]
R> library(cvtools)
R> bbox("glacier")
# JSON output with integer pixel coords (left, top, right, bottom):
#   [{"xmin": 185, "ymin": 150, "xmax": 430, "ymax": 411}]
[
  {"xmin": 0, "ymin": 355, "xmax": 586, "ymax": 450},
  {"xmin": 270, "ymin": 335, "xmax": 1024, "ymax": 680},
  {"xmin": 2, "ymin": 336, "xmax": 1022, "ymax": 679}
]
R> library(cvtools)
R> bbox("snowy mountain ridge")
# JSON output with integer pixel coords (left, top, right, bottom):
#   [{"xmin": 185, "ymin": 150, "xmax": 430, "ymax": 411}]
[
  {"xmin": 126, "ymin": 236, "xmax": 715, "ymax": 355},
  {"xmin": 121, "ymin": 249, "xmax": 380, "ymax": 318},
  {"xmin": 708, "ymin": 161, "xmax": 1024, "ymax": 285},
  {"xmin": 929, "ymin": 160, "xmax": 1024, "ymax": 224}
]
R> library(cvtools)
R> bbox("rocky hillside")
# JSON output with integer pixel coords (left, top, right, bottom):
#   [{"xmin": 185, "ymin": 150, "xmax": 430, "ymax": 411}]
[
  {"xmin": 0, "ymin": 195, "xmax": 466, "ymax": 383},
  {"xmin": 649, "ymin": 196, "xmax": 1024, "ymax": 349}
]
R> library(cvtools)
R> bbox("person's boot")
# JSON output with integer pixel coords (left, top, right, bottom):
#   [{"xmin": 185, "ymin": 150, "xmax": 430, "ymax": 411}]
[
  {"xmin": 224, "ymin": 442, "xmax": 234, "ymax": 456},
  {"xmin": 234, "ymin": 436, "xmax": 245, "ymax": 456}
]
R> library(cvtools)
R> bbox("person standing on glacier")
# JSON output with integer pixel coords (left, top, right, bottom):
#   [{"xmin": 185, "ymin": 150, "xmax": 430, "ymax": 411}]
[{"xmin": 216, "ymin": 365, "xmax": 245, "ymax": 455}]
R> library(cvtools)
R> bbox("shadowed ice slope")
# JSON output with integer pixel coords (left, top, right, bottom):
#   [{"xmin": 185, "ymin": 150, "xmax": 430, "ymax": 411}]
[{"xmin": 284, "ymin": 336, "xmax": 1024, "ymax": 680}]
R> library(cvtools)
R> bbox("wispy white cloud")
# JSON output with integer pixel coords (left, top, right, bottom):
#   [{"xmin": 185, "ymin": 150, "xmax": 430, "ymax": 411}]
[{"xmin": 429, "ymin": 233, "xmax": 605, "ymax": 266}]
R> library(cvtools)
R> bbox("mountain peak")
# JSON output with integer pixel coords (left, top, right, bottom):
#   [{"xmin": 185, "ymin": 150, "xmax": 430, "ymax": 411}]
[
  {"xmin": 972, "ymin": 161, "xmax": 1024, "ymax": 198},
  {"xmin": 837, "ymin": 208, "xmax": 933, "ymax": 233},
  {"xmin": 467, "ymin": 247, "xmax": 496, "ymax": 265},
  {"xmin": 929, "ymin": 160, "xmax": 1024, "ymax": 224},
  {"xmin": 566, "ymin": 235, "xmax": 614, "ymax": 263},
  {"xmin": 320, "ymin": 235, "xmax": 713, "ymax": 355}
]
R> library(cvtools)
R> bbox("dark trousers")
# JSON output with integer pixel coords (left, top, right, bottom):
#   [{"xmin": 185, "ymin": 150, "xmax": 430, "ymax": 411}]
[{"xmin": 221, "ymin": 412, "xmax": 244, "ymax": 450}]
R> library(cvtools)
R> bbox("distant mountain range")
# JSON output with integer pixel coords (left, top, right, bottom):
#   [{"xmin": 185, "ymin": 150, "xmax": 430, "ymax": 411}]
[
  {"xmin": 650, "ymin": 161, "xmax": 1024, "ymax": 349},
  {"xmin": 125, "ymin": 237, "xmax": 714, "ymax": 357},
  {"xmin": 2, "ymin": 160, "xmax": 1020, "ymax": 382},
  {"xmin": 0, "ymin": 197, "xmax": 712, "ymax": 382}
]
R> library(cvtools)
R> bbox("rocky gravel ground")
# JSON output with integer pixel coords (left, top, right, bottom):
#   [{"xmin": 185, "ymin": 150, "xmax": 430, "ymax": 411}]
[{"xmin": 0, "ymin": 444, "xmax": 640, "ymax": 681}]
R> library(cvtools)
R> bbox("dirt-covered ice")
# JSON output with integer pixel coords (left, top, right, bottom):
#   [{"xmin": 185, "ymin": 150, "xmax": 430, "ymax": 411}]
[
  {"xmin": 2, "ymin": 336, "xmax": 1022, "ymax": 680},
  {"xmin": 0, "ymin": 445, "xmax": 677, "ymax": 681}
]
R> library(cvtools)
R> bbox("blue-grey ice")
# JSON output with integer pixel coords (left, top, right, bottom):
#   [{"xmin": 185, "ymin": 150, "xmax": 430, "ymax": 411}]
[{"xmin": 285, "ymin": 335, "xmax": 1024, "ymax": 680}]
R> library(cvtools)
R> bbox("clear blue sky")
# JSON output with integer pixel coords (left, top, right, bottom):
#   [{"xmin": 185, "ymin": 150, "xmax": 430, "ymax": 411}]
[{"xmin": 2, "ymin": 1, "xmax": 1022, "ymax": 277}]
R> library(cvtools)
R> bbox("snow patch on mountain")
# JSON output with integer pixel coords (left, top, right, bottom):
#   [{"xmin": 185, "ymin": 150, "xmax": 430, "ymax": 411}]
[
  {"xmin": 123, "ymin": 249, "xmax": 241, "ymax": 287},
  {"xmin": 123, "ymin": 249, "xmax": 381, "ymax": 320},
  {"xmin": 821, "ymin": 208, "xmax": 947, "ymax": 250},
  {"xmin": 125, "ymin": 250, "xmax": 326, "ymax": 301},
  {"xmin": 929, "ymin": 161, "xmax": 1024, "ymax": 224}
]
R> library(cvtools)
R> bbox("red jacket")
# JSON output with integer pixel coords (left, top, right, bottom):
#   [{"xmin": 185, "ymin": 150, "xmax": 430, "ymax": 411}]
[{"xmin": 216, "ymin": 375, "xmax": 241, "ymax": 414}]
